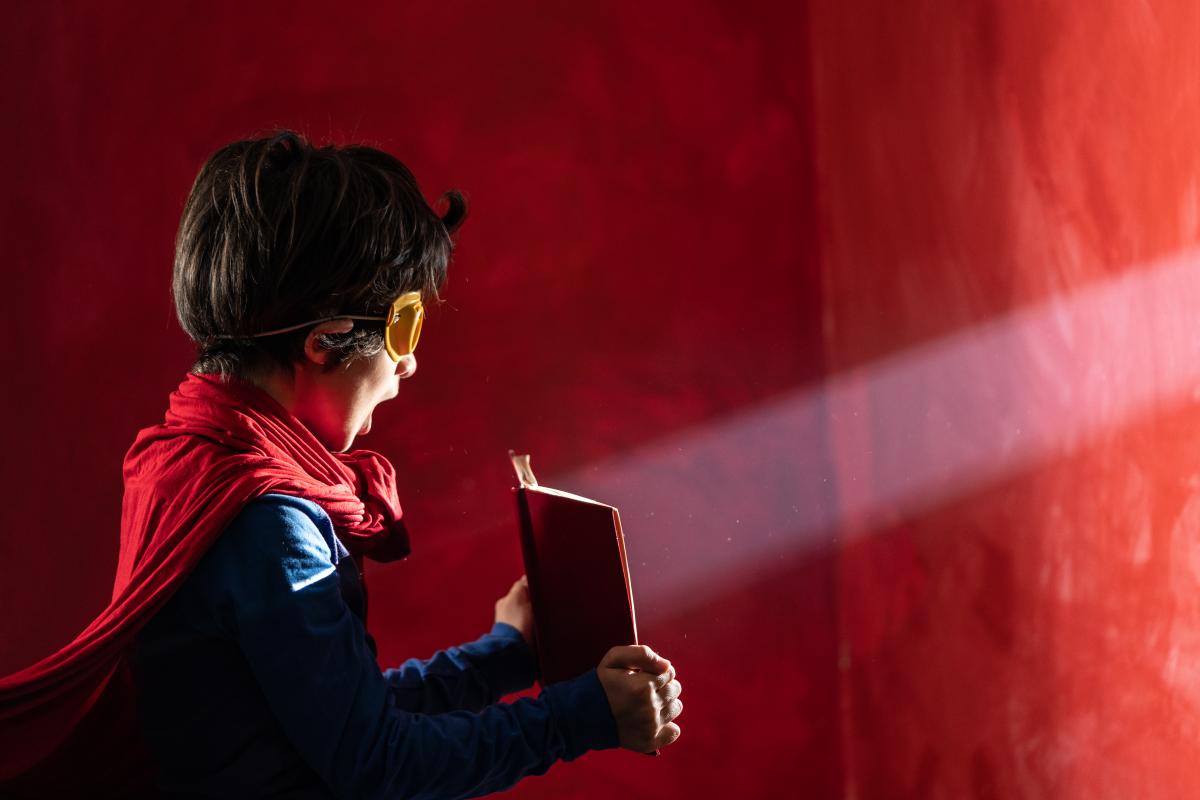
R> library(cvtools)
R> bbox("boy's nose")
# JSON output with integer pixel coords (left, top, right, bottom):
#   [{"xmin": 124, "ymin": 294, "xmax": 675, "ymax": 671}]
[{"xmin": 396, "ymin": 354, "xmax": 417, "ymax": 379}]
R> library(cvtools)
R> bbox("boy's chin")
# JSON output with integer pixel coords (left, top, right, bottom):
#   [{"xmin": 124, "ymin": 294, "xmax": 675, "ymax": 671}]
[{"xmin": 331, "ymin": 415, "xmax": 371, "ymax": 454}]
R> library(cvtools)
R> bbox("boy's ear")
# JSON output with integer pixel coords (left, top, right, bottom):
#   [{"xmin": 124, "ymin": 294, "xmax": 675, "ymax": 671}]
[{"xmin": 303, "ymin": 319, "xmax": 355, "ymax": 365}]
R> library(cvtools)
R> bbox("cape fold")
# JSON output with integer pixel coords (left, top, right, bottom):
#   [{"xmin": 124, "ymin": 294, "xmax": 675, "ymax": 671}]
[{"xmin": 0, "ymin": 372, "xmax": 410, "ymax": 792}]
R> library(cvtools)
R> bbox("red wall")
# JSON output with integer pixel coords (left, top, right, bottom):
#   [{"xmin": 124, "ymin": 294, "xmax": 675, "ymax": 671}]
[
  {"xmin": 812, "ymin": 1, "xmax": 1200, "ymax": 797},
  {"xmin": 6, "ymin": 1, "xmax": 1200, "ymax": 797},
  {"xmin": 0, "ymin": 2, "xmax": 830, "ymax": 797}
]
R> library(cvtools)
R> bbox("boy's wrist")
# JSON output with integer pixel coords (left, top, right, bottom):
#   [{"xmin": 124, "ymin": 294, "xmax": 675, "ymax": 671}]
[
  {"xmin": 475, "ymin": 622, "xmax": 538, "ymax": 694},
  {"xmin": 540, "ymin": 668, "xmax": 621, "ymax": 761}
]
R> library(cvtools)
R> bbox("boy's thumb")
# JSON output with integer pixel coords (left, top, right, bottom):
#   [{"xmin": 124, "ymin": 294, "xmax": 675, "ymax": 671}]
[{"xmin": 601, "ymin": 644, "xmax": 671, "ymax": 674}]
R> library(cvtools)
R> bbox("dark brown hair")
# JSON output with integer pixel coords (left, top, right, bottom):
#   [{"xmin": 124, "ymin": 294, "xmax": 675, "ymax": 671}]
[{"xmin": 173, "ymin": 130, "xmax": 466, "ymax": 379}]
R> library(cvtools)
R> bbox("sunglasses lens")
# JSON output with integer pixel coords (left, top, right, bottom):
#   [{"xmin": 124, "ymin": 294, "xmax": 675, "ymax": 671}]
[
  {"xmin": 385, "ymin": 294, "xmax": 423, "ymax": 360},
  {"xmin": 410, "ymin": 307, "xmax": 423, "ymax": 352}
]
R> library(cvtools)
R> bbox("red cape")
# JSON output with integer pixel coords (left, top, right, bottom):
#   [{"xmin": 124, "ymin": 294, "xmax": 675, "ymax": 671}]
[{"xmin": 0, "ymin": 372, "xmax": 411, "ymax": 793}]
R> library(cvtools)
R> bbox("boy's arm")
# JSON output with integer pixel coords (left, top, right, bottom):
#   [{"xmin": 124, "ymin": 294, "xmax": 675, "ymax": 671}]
[
  {"xmin": 381, "ymin": 621, "xmax": 537, "ymax": 713},
  {"xmin": 218, "ymin": 498, "xmax": 618, "ymax": 799}
]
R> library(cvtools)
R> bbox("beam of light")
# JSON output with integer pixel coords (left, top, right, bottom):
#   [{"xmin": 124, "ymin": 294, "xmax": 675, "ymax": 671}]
[{"xmin": 551, "ymin": 247, "xmax": 1200, "ymax": 621}]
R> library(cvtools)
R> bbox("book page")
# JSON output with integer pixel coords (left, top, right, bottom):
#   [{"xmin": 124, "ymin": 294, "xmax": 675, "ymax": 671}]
[
  {"xmin": 510, "ymin": 450, "xmax": 613, "ymax": 508},
  {"xmin": 527, "ymin": 484, "xmax": 612, "ymax": 508}
]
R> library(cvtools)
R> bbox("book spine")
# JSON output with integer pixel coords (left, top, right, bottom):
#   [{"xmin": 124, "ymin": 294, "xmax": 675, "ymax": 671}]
[{"xmin": 514, "ymin": 487, "xmax": 549, "ymax": 685}]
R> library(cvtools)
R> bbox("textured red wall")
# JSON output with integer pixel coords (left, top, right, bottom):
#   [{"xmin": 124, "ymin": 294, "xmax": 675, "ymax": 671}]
[
  {"xmin": 0, "ymin": 2, "xmax": 829, "ymax": 797},
  {"xmin": 9, "ymin": 2, "xmax": 1198, "ymax": 797},
  {"xmin": 812, "ymin": 1, "xmax": 1200, "ymax": 797}
]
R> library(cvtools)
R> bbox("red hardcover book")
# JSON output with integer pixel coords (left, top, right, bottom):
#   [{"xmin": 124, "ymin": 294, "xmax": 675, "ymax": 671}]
[{"xmin": 510, "ymin": 452, "xmax": 641, "ymax": 686}]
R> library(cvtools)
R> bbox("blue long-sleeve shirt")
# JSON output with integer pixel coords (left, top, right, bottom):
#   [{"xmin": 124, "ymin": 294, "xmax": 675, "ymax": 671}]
[{"xmin": 129, "ymin": 493, "xmax": 618, "ymax": 798}]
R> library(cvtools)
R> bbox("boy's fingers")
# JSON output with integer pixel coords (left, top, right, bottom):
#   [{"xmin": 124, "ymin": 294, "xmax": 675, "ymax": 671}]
[
  {"xmin": 653, "ymin": 665, "xmax": 676, "ymax": 687},
  {"xmin": 664, "ymin": 697, "xmax": 683, "ymax": 724},
  {"xmin": 602, "ymin": 645, "xmax": 670, "ymax": 675},
  {"xmin": 653, "ymin": 722, "xmax": 682, "ymax": 749}
]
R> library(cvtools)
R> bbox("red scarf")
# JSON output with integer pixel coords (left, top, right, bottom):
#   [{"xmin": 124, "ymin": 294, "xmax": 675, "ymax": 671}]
[{"xmin": 0, "ymin": 372, "xmax": 411, "ymax": 792}]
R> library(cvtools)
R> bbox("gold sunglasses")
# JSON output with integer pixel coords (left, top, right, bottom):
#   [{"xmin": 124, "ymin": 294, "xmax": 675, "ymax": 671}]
[{"xmin": 214, "ymin": 291, "xmax": 425, "ymax": 361}]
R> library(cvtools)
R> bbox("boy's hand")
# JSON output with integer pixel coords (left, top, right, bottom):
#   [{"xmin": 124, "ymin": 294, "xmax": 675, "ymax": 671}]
[
  {"xmin": 597, "ymin": 645, "xmax": 683, "ymax": 753},
  {"xmin": 494, "ymin": 575, "xmax": 534, "ymax": 644}
]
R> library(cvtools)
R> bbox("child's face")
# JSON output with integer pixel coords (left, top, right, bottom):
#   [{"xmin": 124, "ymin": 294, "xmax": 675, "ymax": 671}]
[
  {"xmin": 255, "ymin": 318, "xmax": 419, "ymax": 454},
  {"xmin": 321, "ymin": 346, "xmax": 417, "ymax": 453},
  {"xmin": 277, "ymin": 316, "xmax": 418, "ymax": 453}
]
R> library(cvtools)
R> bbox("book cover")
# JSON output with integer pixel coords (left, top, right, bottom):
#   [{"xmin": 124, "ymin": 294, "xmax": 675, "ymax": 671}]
[{"xmin": 509, "ymin": 452, "xmax": 641, "ymax": 686}]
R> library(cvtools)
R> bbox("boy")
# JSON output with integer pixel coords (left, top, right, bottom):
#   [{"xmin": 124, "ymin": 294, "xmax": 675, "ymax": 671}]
[{"xmin": 0, "ymin": 131, "xmax": 682, "ymax": 797}]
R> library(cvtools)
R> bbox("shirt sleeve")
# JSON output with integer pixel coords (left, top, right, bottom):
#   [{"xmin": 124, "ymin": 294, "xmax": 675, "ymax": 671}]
[
  {"xmin": 382, "ymin": 622, "xmax": 538, "ymax": 713},
  {"xmin": 207, "ymin": 495, "xmax": 619, "ymax": 800}
]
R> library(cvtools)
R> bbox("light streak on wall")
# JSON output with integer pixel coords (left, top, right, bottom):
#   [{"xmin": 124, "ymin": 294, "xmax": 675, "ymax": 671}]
[{"xmin": 553, "ymin": 248, "xmax": 1200, "ymax": 619}]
